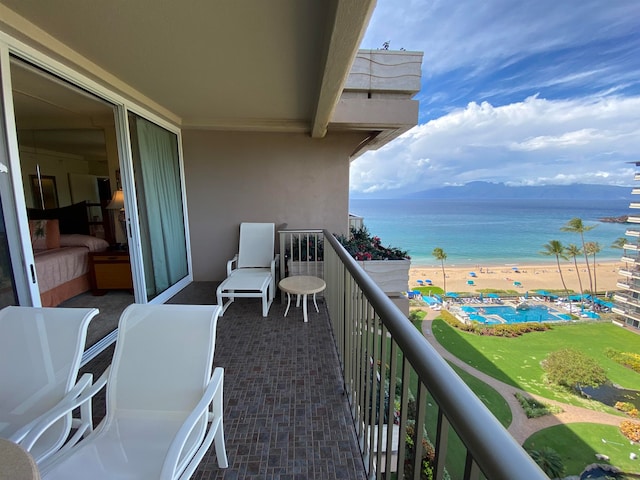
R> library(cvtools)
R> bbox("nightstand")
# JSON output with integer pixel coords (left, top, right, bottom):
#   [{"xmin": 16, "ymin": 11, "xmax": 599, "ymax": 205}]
[{"xmin": 89, "ymin": 250, "xmax": 133, "ymax": 295}]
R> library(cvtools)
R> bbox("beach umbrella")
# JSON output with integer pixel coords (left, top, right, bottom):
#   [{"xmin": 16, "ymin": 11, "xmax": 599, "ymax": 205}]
[
  {"xmin": 525, "ymin": 291, "xmax": 528, "ymax": 299},
  {"xmin": 417, "ymin": 280, "xmax": 424, "ymax": 285},
  {"xmin": 536, "ymin": 289, "xmax": 549, "ymax": 296},
  {"xmin": 425, "ymin": 279, "xmax": 432, "ymax": 284},
  {"xmin": 445, "ymin": 292, "xmax": 458, "ymax": 298},
  {"xmin": 512, "ymin": 267, "xmax": 519, "ymax": 272},
  {"xmin": 469, "ymin": 272, "xmax": 477, "ymax": 277},
  {"xmin": 487, "ymin": 293, "xmax": 499, "ymax": 299}
]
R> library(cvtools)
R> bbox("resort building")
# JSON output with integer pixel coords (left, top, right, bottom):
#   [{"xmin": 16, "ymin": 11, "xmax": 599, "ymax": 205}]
[
  {"xmin": 613, "ymin": 161, "xmax": 640, "ymax": 330},
  {"xmin": 0, "ymin": 2, "xmax": 546, "ymax": 478}
]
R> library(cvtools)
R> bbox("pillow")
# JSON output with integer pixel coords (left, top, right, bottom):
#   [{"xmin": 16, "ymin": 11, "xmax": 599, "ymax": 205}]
[
  {"xmin": 59, "ymin": 234, "xmax": 110, "ymax": 252},
  {"xmin": 29, "ymin": 219, "xmax": 61, "ymax": 250}
]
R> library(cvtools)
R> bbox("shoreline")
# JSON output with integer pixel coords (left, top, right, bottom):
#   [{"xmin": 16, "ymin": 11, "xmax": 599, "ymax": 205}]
[{"xmin": 409, "ymin": 261, "xmax": 622, "ymax": 294}]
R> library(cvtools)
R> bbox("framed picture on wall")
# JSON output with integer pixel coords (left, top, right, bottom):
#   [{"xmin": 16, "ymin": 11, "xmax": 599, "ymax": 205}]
[{"xmin": 30, "ymin": 175, "xmax": 59, "ymax": 209}]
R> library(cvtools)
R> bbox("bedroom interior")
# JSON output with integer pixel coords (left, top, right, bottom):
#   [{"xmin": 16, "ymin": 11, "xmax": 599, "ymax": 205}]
[{"xmin": 10, "ymin": 56, "xmax": 134, "ymax": 350}]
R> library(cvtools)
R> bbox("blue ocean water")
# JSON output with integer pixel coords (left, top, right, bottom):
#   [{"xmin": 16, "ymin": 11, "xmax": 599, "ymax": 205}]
[{"xmin": 348, "ymin": 198, "xmax": 630, "ymax": 267}]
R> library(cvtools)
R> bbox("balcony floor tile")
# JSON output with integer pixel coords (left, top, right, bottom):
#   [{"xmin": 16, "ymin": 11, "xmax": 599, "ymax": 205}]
[{"xmin": 82, "ymin": 282, "xmax": 366, "ymax": 480}]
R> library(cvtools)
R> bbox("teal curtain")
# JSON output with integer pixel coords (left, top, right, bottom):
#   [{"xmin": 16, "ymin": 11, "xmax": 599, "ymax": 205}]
[{"xmin": 131, "ymin": 115, "xmax": 187, "ymax": 300}]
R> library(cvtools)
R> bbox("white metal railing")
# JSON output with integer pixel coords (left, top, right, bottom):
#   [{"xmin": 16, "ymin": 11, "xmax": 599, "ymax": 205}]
[{"xmin": 278, "ymin": 229, "xmax": 324, "ymax": 301}]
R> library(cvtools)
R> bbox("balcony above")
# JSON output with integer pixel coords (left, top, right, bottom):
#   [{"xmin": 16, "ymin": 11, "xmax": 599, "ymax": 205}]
[
  {"xmin": 331, "ymin": 50, "xmax": 423, "ymax": 155},
  {"xmin": 343, "ymin": 50, "xmax": 423, "ymax": 95}
]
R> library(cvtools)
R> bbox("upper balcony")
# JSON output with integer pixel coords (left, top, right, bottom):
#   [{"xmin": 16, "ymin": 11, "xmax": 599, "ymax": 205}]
[{"xmin": 332, "ymin": 50, "xmax": 423, "ymax": 155}]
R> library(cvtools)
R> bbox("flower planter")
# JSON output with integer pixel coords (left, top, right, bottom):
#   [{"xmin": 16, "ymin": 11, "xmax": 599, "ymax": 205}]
[
  {"xmin": 288, "ymin": 259, "xmax": 409, "ymax": 296},
  {"xmin": 357, "ymin": 259, "xmax": 410, "ymax": 295}
]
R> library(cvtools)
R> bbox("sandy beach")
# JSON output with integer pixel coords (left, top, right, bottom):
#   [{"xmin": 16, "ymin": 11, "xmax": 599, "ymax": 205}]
[{"xmin": 409, "ymin": 261, "xmax": 622, "ymax": 294}]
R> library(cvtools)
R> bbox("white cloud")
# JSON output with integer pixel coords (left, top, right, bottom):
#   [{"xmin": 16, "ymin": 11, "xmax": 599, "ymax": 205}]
[
  {"xmin": 350, "ymin": 95, "xmax": 640, "ymax": 195},
  {"xmin": 352, "ymin": 0, "xmax": 640, "ymax": 196},
  {"xmin": 362, "ymin": 0, "xmax": 640, "ymax": 78}
]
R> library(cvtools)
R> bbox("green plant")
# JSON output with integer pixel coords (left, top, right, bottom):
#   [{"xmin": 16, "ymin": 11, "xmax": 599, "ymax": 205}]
[
  {"xmin": 285, "ymin": 234, "xmax": 324, "ymax": 261},
  {"xmin": 335, "ymin": 226, "xmax": 409, "ymax": 261},
  {"xmin": 614, "ymin": 402, "xmax": 639, "ymax": 418},
  {"xmin": 606, "ymin": 348, "xmax": 640, "ymax": 374},
  {"xmin": 541, "ymin": 348, "xmax": 608, "ymax": 390},
  {"xmin": 526, "ymin": 446, "xmax": 565, "ymax": 478},
  {"xmin": 515, "ymin": 392, "xmax": 563, "ymax": 418},
  {"xmin": 404, "ymin": 424, "xmax": 437, "ymax": 480}
]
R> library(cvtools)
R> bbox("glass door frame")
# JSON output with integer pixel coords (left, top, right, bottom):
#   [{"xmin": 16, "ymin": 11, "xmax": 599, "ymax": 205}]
[
  {"xmin": 117, "ymin": 107, "xmax": 194, "ymax": 304},
  {"xmin": 0, "ymin": 35, "xmax": 194, "ymax": 307},
  {"xmin": 0, "ymin": 45, "xmax": 39, "ymax": 305}
]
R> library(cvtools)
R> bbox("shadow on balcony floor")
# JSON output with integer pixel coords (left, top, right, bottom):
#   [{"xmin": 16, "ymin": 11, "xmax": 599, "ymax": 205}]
[{"xmin": 82, "ymin": 282, "xmax": 366, "ymax": 480}]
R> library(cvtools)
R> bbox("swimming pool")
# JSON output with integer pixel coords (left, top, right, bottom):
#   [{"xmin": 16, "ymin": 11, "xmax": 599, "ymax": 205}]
[
  {"xmin": 423, "ymin": 296, "xmax": 440, "ymax": 306},
  {"xmin": 462, "ymin": 304, "xmax": 572, "ymax": 324}
]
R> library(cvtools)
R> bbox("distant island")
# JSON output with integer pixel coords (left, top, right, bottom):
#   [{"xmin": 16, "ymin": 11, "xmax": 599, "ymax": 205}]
[
  {"xmin": 403, "ymin": 182, "xmax": 633, "ymax": 200},
  {"xmin": 599, "ymin": 215, "xmax": 629, "ymax": 223},
  {"xmin": 350, "ymin": 181, "xmax": 634, "ymax": 201}
]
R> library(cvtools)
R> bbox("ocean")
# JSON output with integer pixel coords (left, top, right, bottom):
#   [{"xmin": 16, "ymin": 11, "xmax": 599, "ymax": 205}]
[{"xmin": 348, "ymin": 198, "xmax": 631, "ymax": 267}]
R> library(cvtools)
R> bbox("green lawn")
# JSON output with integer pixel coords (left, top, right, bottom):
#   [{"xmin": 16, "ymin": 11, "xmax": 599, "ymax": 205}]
[
  {"xmin": 409, "ymin": 317, "xmax": 512, "ymax": 479},
  {"xmin": 524, "ymin": 423, "xmax": 640, "ymax": 476},
  {"xmin": 431, "ymin": 319, "xmax": 640, "ymax": 411},
  {"xmin": 448, "ymin": 362, "xmax": 512, "ymax": 428}
]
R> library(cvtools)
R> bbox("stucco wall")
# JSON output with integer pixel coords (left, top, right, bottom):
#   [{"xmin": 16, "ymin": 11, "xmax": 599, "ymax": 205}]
[{"xmin": 182, "ymin": 130, "xmax": 367, "ymax": 281}]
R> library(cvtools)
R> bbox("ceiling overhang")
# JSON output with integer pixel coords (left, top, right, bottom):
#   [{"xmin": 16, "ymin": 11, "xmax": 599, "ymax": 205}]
[{"xmin": 0, "ymin": 0, "xmax": 377, "ymax": 136}]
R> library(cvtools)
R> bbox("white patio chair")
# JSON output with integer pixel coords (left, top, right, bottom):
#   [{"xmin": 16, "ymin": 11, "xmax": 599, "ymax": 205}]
[
  {"xmin": 216, "ymin": 222, "xmax": 279, "ymax": 317},
  {"xmin": 33, "ymin": 303, "xmax": 228, "ymax": 479},
  {"xmin": 0, "ymin": 306, "xmax": 99, "ymax": 465}
]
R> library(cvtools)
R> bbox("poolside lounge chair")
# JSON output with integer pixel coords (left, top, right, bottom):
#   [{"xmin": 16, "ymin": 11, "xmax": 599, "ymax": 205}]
[
  {"xmin": 217, "ymin": 222, "xmax": 279, "ymax": 317},
  {"xmin": 34, "ymin": 304, "xmax": 228, "ymax": 479},
  {"xmin": 0, "ymin": 306, "xmax": 99, "ymax": 465}
]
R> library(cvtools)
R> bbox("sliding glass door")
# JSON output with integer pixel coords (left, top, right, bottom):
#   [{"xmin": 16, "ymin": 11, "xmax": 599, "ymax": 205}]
[
  {"xmin": 0, "ymin": 55, "xmax": 31, "ymax": 308},
  {"xmin": 128, "ymin": 113, "xmax": 189, "ymax": 301}
]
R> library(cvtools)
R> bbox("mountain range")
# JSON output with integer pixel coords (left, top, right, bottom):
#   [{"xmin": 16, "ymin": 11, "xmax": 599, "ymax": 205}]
[{"xmin": 390, "ymin": 182, "xmax": 633, "ymax": 200}]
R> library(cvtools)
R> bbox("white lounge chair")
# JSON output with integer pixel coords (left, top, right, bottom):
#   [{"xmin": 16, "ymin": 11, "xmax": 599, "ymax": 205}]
[
  {"xmin": 216, "ymin": 222, "xmax": 279, "ymax": 317},
  {"xmin": 32, "ymin": 304, "xmax": 228, "ymax": 479},
  {"xmin": 0, "ymin": 306, "xmax": 99, "ymax": 464}
]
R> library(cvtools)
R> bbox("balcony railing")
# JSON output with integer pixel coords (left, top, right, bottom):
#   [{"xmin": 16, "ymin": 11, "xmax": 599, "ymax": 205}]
[{"xmin": 279, "ymin": 229, "xmax": 546, "ymax": 479}]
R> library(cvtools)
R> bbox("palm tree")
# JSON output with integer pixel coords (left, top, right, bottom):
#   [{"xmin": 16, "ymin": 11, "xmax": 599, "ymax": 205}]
[
  {"xmin": 611, "ymin": 237, "xmax": 627, "ymax": 249},
  {"xmin": 561, "ymin": 218, "xmax": 596, "ymax": 295},
  {"xmin": 540, "ymin": 240, "xmax": 570, "ymax": 302},
  {"xmin": 585, "ymin": 241, "xmax": 601, "ymax": 296},
  {"xmin": 565, "ymin": 243, "xmax": 584, "ymax": 301},
  {"xmin": 432, "ymin": 247, "xmax": 447, "ymax": 292},
  {"xmin": 612, "ymin": 236, "xmax": 630, "ymax": 270}
]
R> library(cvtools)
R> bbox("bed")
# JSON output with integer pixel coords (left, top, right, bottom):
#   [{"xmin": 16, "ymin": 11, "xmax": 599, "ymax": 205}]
[{"xmin": 28, "ymin": 202, "xmax": 110, "ymax": 307}]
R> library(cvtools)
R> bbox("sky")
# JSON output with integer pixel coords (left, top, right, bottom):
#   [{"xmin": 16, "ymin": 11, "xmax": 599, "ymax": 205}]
[{"xmin": 350, "ymin": 0, "xmax": 640, "ymax": 197}]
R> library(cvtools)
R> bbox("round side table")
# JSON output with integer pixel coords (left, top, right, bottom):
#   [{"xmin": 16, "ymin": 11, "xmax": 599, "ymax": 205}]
[
  {"xmin": 0, "ymin": 438, "xmax": 40, "ymax": 480},
  {"xmin": 278, "ymin": 275, "xmax": 326, "ymax": 322}
]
